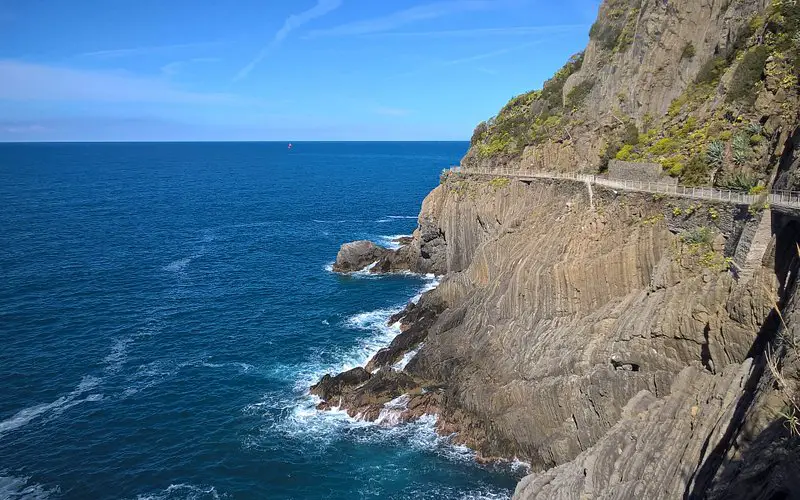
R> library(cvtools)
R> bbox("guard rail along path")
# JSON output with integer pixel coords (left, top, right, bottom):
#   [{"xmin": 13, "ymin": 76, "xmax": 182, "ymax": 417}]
[{"xmin": 448, "ymin": 167, "xmax": 800, "ymax": 210}]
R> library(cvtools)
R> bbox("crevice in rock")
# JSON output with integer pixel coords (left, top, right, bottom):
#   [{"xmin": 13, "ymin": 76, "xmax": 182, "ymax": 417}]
[
  {"xmin": 701, "ymin": 323, "xmax": 715, "ymax": 374},
  {"xmin": 611, "ymin": 358, "xmax": 641, "ymax": 372},
  {"xmin": 571, "ymin": 414, "xmax": 584, "ymax": 451}
]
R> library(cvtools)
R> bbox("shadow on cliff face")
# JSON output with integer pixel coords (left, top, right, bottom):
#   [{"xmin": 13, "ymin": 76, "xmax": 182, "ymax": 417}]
[
  {"xmin": 685, "ymin": 213, "xmax": 800, "ymax": 499},
  {"xmin": 703, "ymin": 418, "xmax": 800, "ymax": 500}
]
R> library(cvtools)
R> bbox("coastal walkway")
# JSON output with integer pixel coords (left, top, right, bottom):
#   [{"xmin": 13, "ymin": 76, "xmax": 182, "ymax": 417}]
[{"xmin": 449, "ymin": 167, "xmax": 800, "ymax": 211}]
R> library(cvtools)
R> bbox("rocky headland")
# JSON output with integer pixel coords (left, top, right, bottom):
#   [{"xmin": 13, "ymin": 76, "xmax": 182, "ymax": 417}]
[{"xmin": 314, "ymin": 0, "xmax": 800, "ymax": 497}]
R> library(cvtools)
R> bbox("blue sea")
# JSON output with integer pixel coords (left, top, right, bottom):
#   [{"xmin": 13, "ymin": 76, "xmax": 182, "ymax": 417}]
[{"xmin": 0, "ymin": 142, "xmax": 523, "ymax": 500}]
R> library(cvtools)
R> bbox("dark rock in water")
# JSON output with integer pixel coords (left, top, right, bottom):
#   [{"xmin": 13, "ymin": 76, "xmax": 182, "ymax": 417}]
[
  {"xmin": 403, "ymin": 390, "xmax": 443, "ymax": 421},
  {"xmin": 332, "ymin": 240, "xmax": 387, "ymax": 273},
  {"xmin": 367, "ymin": 295, "xmax": 445, "ymax": 372},
  {"xmin": 371, "ymin": 243, "xmax": 417, "ymax": 273},
  {"xmin": 340, "ymin": 370, "xmax": 419, "ymax": 420},
  {"xmin": 309, "ymin": 367, "xmax": 372, "ymax": 402},
  {"xmin": 332, "ymin": 239, "xmax": 421, "ymax": 274},
  {"xmin": 388, "ymin": 302, "xmax": 416, "ymax": 326}
]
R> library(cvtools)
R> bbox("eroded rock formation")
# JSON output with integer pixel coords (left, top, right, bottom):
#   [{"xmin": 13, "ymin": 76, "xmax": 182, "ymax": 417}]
[{"xmin": 315, "ymin": 0, "xmax": 800, "ymax": 496}]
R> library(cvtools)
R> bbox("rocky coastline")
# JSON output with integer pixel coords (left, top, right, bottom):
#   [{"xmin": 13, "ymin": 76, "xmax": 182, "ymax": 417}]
[{"xmin": 311, "ymin": 0, "xmax": 800, "ymax": 496}]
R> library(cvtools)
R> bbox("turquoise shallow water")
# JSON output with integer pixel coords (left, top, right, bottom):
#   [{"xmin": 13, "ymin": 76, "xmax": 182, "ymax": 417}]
[{"xmin": 0, "ymin": 142, "xmax": 524, "ymax": 499}]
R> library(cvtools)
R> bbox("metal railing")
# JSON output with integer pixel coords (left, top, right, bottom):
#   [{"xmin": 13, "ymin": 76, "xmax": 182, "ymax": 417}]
[{"xmin": 447, "ymin": 167, "xmax": 800, "ymax": 209}]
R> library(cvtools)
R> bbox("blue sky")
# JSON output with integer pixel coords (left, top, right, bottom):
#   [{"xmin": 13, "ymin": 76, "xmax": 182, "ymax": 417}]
[{"xmin": 0, "ymin": 0, "xmax": 600, "ymax": 141}]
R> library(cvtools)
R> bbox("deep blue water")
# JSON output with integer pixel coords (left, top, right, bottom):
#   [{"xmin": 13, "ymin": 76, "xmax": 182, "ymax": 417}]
[{"xmin": 0, "ymin": 142, "xmax": 523, "ymax": 500}]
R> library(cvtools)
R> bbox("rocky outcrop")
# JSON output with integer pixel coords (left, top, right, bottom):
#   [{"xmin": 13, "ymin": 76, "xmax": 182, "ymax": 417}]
[
  {"xmin": 310, "ymin": 367, "xmax": 372, "ymax": 402},
  {"xmin": 332, "ymin": 240, "xmax": 387, "ymax": 273},
  {"xmin": 332, "ymin": 238, "xmax": 419, "ymax": 274}
]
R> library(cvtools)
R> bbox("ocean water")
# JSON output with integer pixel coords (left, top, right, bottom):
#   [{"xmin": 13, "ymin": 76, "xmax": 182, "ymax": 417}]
[{"xmin": 0, "ymin": 142, "xmax": 524, "ymax": 499}]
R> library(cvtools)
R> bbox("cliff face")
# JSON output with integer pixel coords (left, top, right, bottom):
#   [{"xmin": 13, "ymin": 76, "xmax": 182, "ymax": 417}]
[
  {"xmin": 465, "ymin": 0, "xmax": 799, "ymax": 190},
  {"xmin": 317, "ymin": 0, "xmax": 800, "ymax": 497},
  {"xmin": 406, "ymin": 177, "xmax": 776, "ymax": 467}
]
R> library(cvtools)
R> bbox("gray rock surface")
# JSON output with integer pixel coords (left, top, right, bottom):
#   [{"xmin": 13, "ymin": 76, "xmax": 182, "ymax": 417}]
[{"xmin": 332, "ymin": 240, "xmax": 387, "ymax": 273}]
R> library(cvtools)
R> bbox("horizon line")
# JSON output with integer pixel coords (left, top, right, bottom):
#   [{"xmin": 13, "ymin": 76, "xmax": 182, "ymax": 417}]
[{"xmin": 0, "ymin": 139, "xmax": 471, "ymax": 144}]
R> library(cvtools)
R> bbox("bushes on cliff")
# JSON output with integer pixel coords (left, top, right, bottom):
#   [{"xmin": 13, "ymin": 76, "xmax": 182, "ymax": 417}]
[
  {"xmin": 589, "ymin": 21, "xmax": 622, "ymax": 51},
  {"xmin": 682, "ymin": 42, "xmax": 696, "ymax": 60},
  {"xmin": 473, "ymin": 52, "xmax": 585, "ymax": 158},
  {"xmin": 471, "ymin": 121, "xmax": 489, "ymax": 146},
  {"xmin": 540, "ymin": 52, "xmax": 584, "ymax": 109},
  {"xmin": 726, "ymin": 45, "xmax": 769, "ymax": 104},
  {"xmin": 681, "ymin": 156, "xmax": 710, "ymax": 186},
  {"xmin": 565, "ymin": 79, "xmax": 596, "ymax": 109}
]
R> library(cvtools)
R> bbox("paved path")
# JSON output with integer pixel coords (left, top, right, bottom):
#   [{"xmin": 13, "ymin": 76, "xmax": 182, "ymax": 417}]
[{"xmin": 450, "ymin": 167, "xmax": 800, "ymax": 211}]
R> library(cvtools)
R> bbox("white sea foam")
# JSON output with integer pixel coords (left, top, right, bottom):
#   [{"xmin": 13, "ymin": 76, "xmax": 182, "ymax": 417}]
[
  {"xmin": 351, "ymin": 260, "xmax": 379, "ymax": 276},
  {"xmin": 386, "ymin": 216, "xmax": 418, "ymax": 219},
  {"xmin": 377, "ymin": 234, "xmax": 412, "ymax": 250},
  {"xmin": 393, "ymin": 343, "xmax": 423, "ymax": 370},
  {"xmin": 198, "ymin": 361, "xmax": 255, "ymax": 374},
  {"xmin": 163, "ymin": 257, "xmax": 192, "ymax": 272},
  {"xmin": 324, "ymin": 262, "xmax": 334, "ymax": 273},
  {"xmin": 0, "ymin": 375, "xmax": 102, "ymax": 440},
  {"xmin": 374, "ymin": 394, "xmax": 411, "ymax": 426},
  {"xmin": 242, "ymin": 274, "xmax": 463, "ymax": 466},
  {"xmin": 122, "ymin": 360, "xmax": 186, "ymax": 398},
  {"xmin": 412, "ymin": 275, "xmax": 440, "ymax": 303},
  {"xmin": 0, "ymin": 471, "xmax": 59, "ymax": 500},
  {"xmin": 135, "ymin": 483, "xmax": 227, "ymax": 500}
]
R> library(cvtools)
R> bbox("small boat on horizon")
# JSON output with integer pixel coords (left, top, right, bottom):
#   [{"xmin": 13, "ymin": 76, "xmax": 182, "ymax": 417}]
[{"xmin": 288, "ymin": 143, "xmax": 293, "ymax": 150}]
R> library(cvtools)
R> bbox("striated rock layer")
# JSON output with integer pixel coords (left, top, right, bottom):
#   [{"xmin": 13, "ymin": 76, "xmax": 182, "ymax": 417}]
[{"xmin": 314, "ymin": 0, "xmax": 800, "ymax": 494}]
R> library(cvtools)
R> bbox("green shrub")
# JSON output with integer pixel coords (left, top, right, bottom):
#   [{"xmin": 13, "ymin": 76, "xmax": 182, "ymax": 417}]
[
  {"xmin": 695, "ymin": 56, "xmax": 727, "ymax": 84},
  {"xmin": 540, "ymin": 52, "xmax": 584, "ymax": 109},
  {"xmin": 565, "ymin": 80, "xmax": 596, "ymax": 108},
  {"xmin": 682, "ymin": 226, "xmax": 714, "ymax": 246},
  {"xmin": 749, "ymin": 184, "xmax": 766, "ymax": 195},
  {"xmin": 745, "ymin": 122, "xmax": 763, "ymax": 135},
  {"xmin": 600, "ymin": 141, "xmax": 621, "ymax": 172},
  {"xmin": 732, "ymin": 133, "xmax": 751, "ymax": 166},
  {"xmin": 622, "ymin": 122, "xmax": 639, "ymax": 146},
  {"xmin": 648, "ymin": 137, "xmax": 679, "ymax": 156},
  {"xmin": 662, "ymin": 155, "xmax": 687, "ymax": 176},
  {"xmin": 724, "ymin": 172, "xmax": 758, "ymax": 191},
  {"xmin": 489, "ymin": 177, "xmax": 511, "ymax": 189},
  {"xmin": 590, "ymin": 22, "xmax": 623, "ymax": 50},
  {"xmin": 706, "ymin": 141, "xmax": 725, "ymax": 169},
  {"xmin": 471, "ymin": 121, "xmax": 489, "ymax": 145},
  {"xmin": 682, "ymin": 155, "xmax": 710, "ymax": 186},
  {"xmin": 615, "ymin": 144, "xmax": 635, "ymax": 161},
  {"xmin": 726, "ymin": 45, "xmax": 769, "ymax": 104},
  {"xmin": 682, "ymin": 42, "xmax": 696, "ymax": 60}
]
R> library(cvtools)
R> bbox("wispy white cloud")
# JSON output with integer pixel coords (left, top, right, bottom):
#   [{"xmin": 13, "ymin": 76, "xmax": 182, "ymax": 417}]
[
  {"xmin": 0, "ymin": 60, "xmax": 257, "ymax": 105},
  {"xmin": 235, "ymin": 0, "xmax": 343, "ymax": 81},
  {"xmin": 442, "ymin": 41, "xmax": 541, "ymax": 65},
  {"xmin": 358, "ymin": 24, "xmax": 588, "ymax": 38},
  {"xmin": 390, "ymin": 41, "xmax": 541, "ymax": 80},
  {"xmin": 306, "ymin": 0, "xmax": 497, "ymax": 38},
  {"xmin": 75, "ymin": 41, "xmax": 224, "ymax": 60},
  {"xmin": 161, "ymin": 57, "xmax": 221, "ymax": 77}
]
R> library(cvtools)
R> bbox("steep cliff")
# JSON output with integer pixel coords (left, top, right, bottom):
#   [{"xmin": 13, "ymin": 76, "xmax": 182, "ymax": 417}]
[
  {"xmin": 466, "ymin": 0, "xmax": 800, "ymax": 191},
  {"xmin": 316, "ymin": 0, "xmax": 800, "ymax": 497}
]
